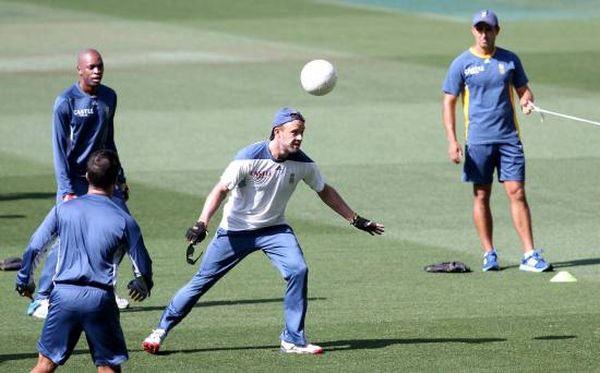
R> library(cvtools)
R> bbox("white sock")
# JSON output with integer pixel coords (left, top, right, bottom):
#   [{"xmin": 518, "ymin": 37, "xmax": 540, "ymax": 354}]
[{"xmin": 523, "ymin": 250, "xmax": 534, "ymax": 258}]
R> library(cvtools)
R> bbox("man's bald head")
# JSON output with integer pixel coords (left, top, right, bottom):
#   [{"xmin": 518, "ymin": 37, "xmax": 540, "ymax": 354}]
[
  {"xmin": 78, "ymin": 48, "xmax": 102, "ymax": 65},
  {"xmin": 77, "ymin": 48, "xmax": 104, "ymax": 94}
]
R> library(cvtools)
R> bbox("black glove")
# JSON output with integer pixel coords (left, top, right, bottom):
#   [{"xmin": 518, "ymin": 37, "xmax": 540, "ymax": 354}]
[
  {"xmin": 186, "ymin": 221, "xmax": 207, "ymax": 245},
  {"xmin": 127, "ymin": 276, "xmax": 150, "ymax": 302},
  {"xmin": 119, "ymin": 183, "xmax": 130, "ymax": 202},
  {"xmin": 351, "ymin": 214, "xmax": 385, "ymax": 236},
  {"xmin": 16, "ymin": 281, "xmax": 35, "ymax": 298}
]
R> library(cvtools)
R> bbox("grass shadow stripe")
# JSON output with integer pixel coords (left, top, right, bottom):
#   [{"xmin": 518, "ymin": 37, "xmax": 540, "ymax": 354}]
[
  {"xmin": 320, "ymin": 337, "xmax": 507, "ymax": 351},
  {"xmin": 0, "ymin": 214, "xmax": 26, "ymax": 219},
  {"xmin": 533, "ymin": 335, "xmax": 577, "ymax": 341},
  {"xmin": 121, "ymin": 297, "xmax": 327, "ymax": 313},
  {"xmin": 552, "ymin": 258, "xmax": 600, "ymax": 268},
  {"xmin": 0, "ymin": 192, "xmax": 55, "ymax": 201},
  {"xmin": 135, "ymin": 336, "xmax": 506, "ymax": 356},
  {"xmin": 0, "ymin": 349, "xmax": 89, "ymax": 363}
]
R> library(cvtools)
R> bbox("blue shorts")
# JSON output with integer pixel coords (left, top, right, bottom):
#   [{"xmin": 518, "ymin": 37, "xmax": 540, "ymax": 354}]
[
  {"xmin": 38, "ymin": 285, "xmax": 128, "ymax": 367},
  {"xmin": 463, "ymin": 142, "xmax": 525, "ymax": 184}
]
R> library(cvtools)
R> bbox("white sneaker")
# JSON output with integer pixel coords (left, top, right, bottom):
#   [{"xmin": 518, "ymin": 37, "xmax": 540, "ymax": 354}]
[
  {"xmin": 142, "ymin": 329, "xmax": 167, "ymax": 354},
  {"xmin": 519, "ymin": 249, "xmax": 553, "ymax": 273},
  {"xmin": 30, "ymin": 299, "xmax": 49, "ymax": 320},
  {"xmin": 280, "ymin": 340, "xmax": 323, "ymax": 355},
  {"xmin": 115, "ymin": 294, "xmax": 130, "ymax": 310}
]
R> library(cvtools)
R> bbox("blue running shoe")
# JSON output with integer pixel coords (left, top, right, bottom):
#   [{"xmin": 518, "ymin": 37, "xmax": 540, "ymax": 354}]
[
  {"xmin": 519, "ymin": 250, "xmax": 552, "ymax": 272},
  {"xmin": 482, "ymin": 249, "xmax": 500, "ymax": 272}
]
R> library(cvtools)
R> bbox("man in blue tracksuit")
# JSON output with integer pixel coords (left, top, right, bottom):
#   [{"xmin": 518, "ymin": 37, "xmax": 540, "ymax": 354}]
[
  {"xmin": 142, "ymin": 107, "xmax": 385, "ymax": 355},
  {"xmin": 29, "ymin": 48, "xmax": 131, "ymax": 318},
  {"xmin": 16, "ymin": 150, "xmax": 153, "ymax": 372}
]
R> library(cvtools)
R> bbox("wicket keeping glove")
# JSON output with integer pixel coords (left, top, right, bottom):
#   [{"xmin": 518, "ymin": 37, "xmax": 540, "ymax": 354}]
[
  {"xmin": 127, "ymin": 276, "xmax": 150, "ymax": 302},
  {"xmin": 351, "ymin": 214, "xmax": 385, "ymax": 236},
  {"xmin": 186, "ymin": 221, "xmax": 207, "ymax": 245},
  {"xmin": 119, "ymin": 183, "xmax": 130, "ymax": 202},
  {"xmin": 15, "ymin": 281, "xmax": 35, "ymax": 298}
]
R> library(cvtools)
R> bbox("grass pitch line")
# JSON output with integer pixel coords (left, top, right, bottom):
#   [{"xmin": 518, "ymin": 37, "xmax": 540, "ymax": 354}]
[
  {"xmin": 0, "ymin": 50, "xmax": 329, "ymax": 73},
  {"xmin": 1, "ymin": 4, "xmax": 355, "ymax": 74}
]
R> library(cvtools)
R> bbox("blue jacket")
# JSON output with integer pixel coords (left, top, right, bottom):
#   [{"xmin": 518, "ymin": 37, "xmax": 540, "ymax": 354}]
[{"xmin": 17, "ymin": 194, "xmax": 152, "ymax": 291}]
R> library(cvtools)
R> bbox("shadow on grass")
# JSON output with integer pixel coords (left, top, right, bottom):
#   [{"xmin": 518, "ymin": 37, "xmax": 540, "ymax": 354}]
[
  {"xmin": 0, "ymin": 349, "xmax": 88, "ymax": 363},
  {"xmin": 0, "ymin": 214, "xmax": 25, "ymax": 219},
  {"xmin": 320, "ymin": 337, "xmax": 506, "ymax": 350},
  {"xmin": 121, "ymin": 297, "xmax": 327, "ymax": 313},
  {"xmin": 499, "ymin": 257, "xmax": 600, "ymax": 271},
  {"xmin": 552, "ymin": 258, "xmax": 600, "ymax": 268},
  {"xmin": 533, "ymin": 335, "xmax": 577, "ymax": 340},
  {"xmin": 3, "ymin": 335, "xmax": 575, "ymax": 362},
  {"xmin": 148, "ymin": 337, "xmax": 506, "ymax": 355},
  {"xmin": 0, "ymin": 192, "xmax": 55, "ymax": 201}
]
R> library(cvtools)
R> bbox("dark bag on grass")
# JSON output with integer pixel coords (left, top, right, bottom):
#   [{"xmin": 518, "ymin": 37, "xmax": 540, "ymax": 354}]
[
  {"xmin": 0, "ymin": 257, "xmax": 22, "ymax": 271},
  {"xmin": 424, "ymin": 261, "xmax": 471, "ymax": 273}
]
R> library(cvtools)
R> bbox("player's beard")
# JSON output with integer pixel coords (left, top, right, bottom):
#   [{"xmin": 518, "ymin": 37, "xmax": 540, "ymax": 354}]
[{"xmin": 287, "ymin": 140, "xmax": 302, "ymax": 153}]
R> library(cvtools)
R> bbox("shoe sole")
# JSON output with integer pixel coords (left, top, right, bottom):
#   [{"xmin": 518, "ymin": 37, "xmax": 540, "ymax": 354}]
[
  {"xmin": 519, "ymin": 264, "xmax": 553, "ymax": 272},
  {"xmin": 482, "ymin": 265, "xmax": 500, "ymax": 272},
  {"xmin": 280, "ymin": 349, "xmax": 323, "ymax": 355},
  {"xmin": 280, "ymin": 346, "xmax": 324, "ymax": 355},
  {"xmin": 142, "ymin": 342, "xmax": 160, "ymax": 354}
]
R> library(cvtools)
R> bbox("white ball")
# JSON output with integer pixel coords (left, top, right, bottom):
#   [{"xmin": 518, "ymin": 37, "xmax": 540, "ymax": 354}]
[{"xmin": 300, "ymin": 59, "xmax": 337, "ymax": 96}]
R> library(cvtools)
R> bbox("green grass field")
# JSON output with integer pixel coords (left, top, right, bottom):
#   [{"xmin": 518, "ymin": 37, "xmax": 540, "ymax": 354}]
[{"xmin": 1, "ymin": 0, "xmax": 600, "ymax": 371}]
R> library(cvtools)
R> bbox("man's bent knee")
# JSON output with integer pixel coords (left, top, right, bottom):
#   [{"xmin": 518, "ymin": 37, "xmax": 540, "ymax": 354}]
[
  {"xmin": 473, "ymin": 184, "xmax": 492, "ymax": 203},
  {"xmin": 286, "ymin": 264, "xmax": 308, "ymax": 281},
  {"xmin": 504, "ymin": 182, "xmax": 527, "ymax": 201}
]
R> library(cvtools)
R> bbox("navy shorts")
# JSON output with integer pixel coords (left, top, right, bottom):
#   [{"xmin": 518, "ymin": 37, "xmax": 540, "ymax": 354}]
[
  {"xmin": 37, "ymin": 284, "xmax": 128, "ymax": 367},
  {"xmin": 463, "ymin": 142, "xmax": 525, "ymax": 184}
]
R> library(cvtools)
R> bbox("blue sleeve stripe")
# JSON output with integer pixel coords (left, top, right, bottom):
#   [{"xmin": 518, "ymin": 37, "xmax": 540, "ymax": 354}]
[
  {"xmin": 233, "ymin": 141, "xmax": 315, "ymax": 163},
  {"xmin": 234, "ymin": 141, "xmax": 269, "ymax": 160},
  {"xmin": 508, "ymin": 84, "xmax": 521, "ymax": 139}
]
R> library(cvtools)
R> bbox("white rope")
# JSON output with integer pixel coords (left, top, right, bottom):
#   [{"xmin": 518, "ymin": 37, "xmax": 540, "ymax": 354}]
[{"xmin": 532, "ymin": 104, "xmax": 600, "ymax": 127}]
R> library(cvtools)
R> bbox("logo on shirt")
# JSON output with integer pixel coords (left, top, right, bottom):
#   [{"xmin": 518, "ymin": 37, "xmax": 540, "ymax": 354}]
[
  {"xmin": 464, "ymin": 65, "xmax": 485, "ymax": 76},
  {"xmin": 250, "ymin": 170, "xmax": 274, "ymax": 184},
  {"xmin": 498, "ymin": 63, "xmax": 506, "ymax": 75},
  {"xmin": 73, "ymin": 108, "xmax": 94, "ymax": 117}
]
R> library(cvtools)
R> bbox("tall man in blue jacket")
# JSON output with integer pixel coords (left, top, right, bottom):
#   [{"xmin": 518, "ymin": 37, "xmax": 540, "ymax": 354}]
[
  {"xmin": 16, "ymin": 150, "xmax": 153, "ymax": 372},
  {"xmin": 29, "ymin": 49, "xmax": 131, "ymax": 318}
]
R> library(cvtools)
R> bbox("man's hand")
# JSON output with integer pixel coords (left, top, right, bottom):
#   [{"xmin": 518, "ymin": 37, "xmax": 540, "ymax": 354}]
[
  {"xmin": 63, "ymin": 193, "xmax": 77, "ymax": 202},
  {"xmin": 521, "ymin": 99, "xmax": 534, "ymax": 115},
  {"xmin": 186, "ymin": 221, "xmax": 207, "ymax": 245},
  {"xmin": 448, "ymin": 141, "xmax": 463, "ymax": 164},
  {"xmin": 15, "ymin": 281, "xmax": 35, "ymax": 299},
  {"xmin": 351, "ymin": 215, "xmax": 385, "ymax": 236},
  {"xmin": 127, "ymin": 276, "xmax": 150, "ymax": 302}
]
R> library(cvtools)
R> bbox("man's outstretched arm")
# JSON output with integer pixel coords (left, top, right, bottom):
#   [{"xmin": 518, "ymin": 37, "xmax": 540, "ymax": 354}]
[
  {"xmin": 317, "ymin": 184, "xmax": 384, "ymax": 235},
  {"xmin": 186, "ymin": 182, "xmax": 230, "ymax": 245}
]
